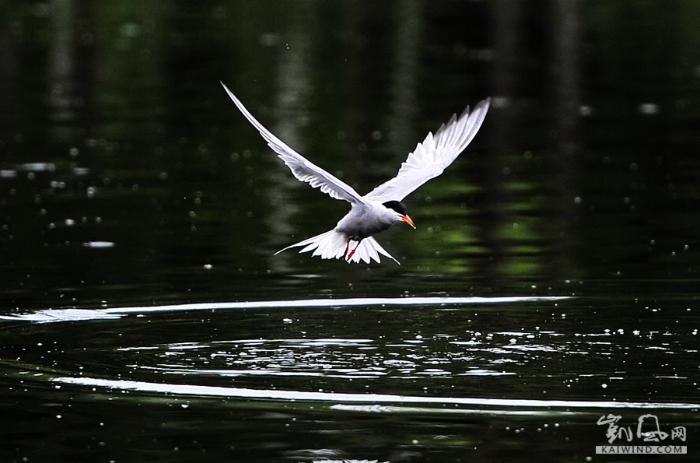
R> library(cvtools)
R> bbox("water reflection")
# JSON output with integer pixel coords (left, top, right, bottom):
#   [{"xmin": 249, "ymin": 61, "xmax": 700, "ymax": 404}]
[
  {"xmin": 52, "ymin": 376, "xmax": 700, "ymax": 410},
  {"xmin": 3, "ymin": 293, "xmax": 696, "ymax": 411},
  {"xmin": 1, "ymin": 1, "xmax": 698, "ymax": 299},
  {"xmin": 2, "ymin": 1, "xmax": 700, "ymax": 461},
  {"xmin": 0, "ymin": 295, "xmax": 570, "ymax": 323}
]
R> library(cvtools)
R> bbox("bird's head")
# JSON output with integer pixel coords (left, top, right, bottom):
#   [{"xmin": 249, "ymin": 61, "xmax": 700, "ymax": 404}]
[{"xmin": 382, "ymin": 200, "xmax": 416, "ymax": 228}]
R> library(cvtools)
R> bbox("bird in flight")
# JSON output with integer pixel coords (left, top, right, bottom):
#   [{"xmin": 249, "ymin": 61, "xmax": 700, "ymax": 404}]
[{"xmin": 221, "ymin": 82, "xmax": 490, "ymax": 264}]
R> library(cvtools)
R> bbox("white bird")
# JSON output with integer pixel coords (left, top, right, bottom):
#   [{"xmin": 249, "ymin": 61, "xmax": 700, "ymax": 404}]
[{"xmin": 221, "ymin": 82, "xmax": 490, "ymax": 264}]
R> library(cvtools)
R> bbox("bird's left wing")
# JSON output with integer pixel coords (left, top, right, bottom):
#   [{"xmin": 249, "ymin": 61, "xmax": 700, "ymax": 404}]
[
  {"xmin": 221, "ymin": 82, "xmax": 365, "ymax": 205},
  {"xmin": 364, "ymin": 98, "xmax": 490, "ymax": 202}
]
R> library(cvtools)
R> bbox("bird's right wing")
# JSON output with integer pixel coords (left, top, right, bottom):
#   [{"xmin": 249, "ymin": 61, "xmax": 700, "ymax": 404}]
[
  {"xmin": 364, "ymin": 98, "xmax": 490, "ymax": 202},
  {"xmin": 221, "ymin": 82, "xmax": 365, "ymax": 205}
]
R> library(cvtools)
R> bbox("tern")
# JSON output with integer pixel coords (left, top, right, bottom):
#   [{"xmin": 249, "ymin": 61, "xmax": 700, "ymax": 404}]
[{"xmin": 221, "ymin": 82, "xmax": 490, "ymax": 264}]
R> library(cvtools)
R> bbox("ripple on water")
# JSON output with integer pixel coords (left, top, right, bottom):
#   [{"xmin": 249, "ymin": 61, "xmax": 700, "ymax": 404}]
[{"xmin": 2, "ymin": 294, "xmax": 698, "ymax": 411}]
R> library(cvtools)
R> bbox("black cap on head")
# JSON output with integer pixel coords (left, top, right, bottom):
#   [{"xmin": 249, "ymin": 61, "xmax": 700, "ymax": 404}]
[{"xmin": 382, "ymin": 200, "xmax": 408, "ymax": 216}]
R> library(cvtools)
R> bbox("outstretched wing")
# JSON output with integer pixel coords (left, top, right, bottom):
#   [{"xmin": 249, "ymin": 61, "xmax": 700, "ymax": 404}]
[
  {"xmin": 364, "ymin": 98, "xmax": 490, "ymax": 202},
  {"xmin": 221, "ymin": 82, "xmax": 365, "ymax": 205}
]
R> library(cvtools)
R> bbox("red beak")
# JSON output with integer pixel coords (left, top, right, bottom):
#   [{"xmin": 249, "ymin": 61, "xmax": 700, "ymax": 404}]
[{"xmin": 401, "ymin": 215, "xmax": 416, "ymax": 229}]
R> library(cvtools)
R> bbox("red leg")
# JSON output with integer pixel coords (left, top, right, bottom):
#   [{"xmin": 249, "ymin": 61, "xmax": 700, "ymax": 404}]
[
  {"xmin": 347, "ymin": 241, "xmax": 360, "ymax": 261},
  {"xmin": 344, "ymin": 238, "xmax": 351, "ymax": 260}
]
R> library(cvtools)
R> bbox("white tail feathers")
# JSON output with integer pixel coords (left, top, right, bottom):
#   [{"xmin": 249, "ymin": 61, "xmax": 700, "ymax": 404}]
[{"xmin": 275, "ymin": 230, "xmax": 399, "ymax": 264}]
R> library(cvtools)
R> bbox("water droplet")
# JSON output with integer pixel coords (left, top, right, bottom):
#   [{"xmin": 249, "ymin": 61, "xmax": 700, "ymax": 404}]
[
  {"xmin": 638, "ymin": 103, "xmax": 659, "ymax": 115},
  {"xmin": 120, "ymin": 23, "xmax": 141, "ymax": 38},
  {"xmin": 259, "ymin": 33, "xmax": 280, "ymax": 47}
]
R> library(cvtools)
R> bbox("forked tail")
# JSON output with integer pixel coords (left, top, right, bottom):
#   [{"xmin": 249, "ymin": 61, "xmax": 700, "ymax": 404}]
[{"xmin": 275, "ymin": 230, "xmax": 399, "ymax": 264}]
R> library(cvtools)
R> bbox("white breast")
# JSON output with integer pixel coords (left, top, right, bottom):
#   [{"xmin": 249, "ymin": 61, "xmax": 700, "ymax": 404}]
[{"xmin": 335, "ymin": 203, "xmax": 397, "ymax": 241}]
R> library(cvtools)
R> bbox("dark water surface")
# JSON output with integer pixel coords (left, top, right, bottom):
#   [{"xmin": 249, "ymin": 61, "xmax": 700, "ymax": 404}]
[{"xmin": 1, "ymin": 1, "xmax": 699, "ymax": 462}]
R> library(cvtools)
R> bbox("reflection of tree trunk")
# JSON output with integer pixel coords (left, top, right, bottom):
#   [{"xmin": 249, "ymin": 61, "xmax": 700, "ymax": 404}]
[
  {"xmin": 384, "ymin": 0, "xmax": 421, "ymax": 262},
  {"xmin": 49, "ymin": 0, "xmax": 77, "ymax": 143},
  {"xmin": 484, "ymin": 0, "xmax": 519, "ymax": 280},
  {"xmin": 0, "ymin": 5, "xmax": 18, "ymax": 142},
  {"xmin": 92, "ymin": 3, "xmax": 165, "ymax": 141},
  {"xmin": 266, "ymin": 1, "xmax": 316, "ymax": 272},
  {"xmin": 551, "ymin": 0, "xmax": 580, "ymax": 278},
  {"xmin": 387, "ymin": 0, "xmax": 421, "ymax": 155}
]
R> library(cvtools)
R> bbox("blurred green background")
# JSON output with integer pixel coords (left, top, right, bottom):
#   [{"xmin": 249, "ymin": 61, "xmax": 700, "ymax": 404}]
[{"xmin": 2, "ymin": 0, "xmax": 700, "ymax": 306}]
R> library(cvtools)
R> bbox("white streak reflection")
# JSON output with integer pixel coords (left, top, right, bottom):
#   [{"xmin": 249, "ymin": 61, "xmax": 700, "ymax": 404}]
[
  {"xmin": 53, "ymin": 376, "xmax": 700, "ymax": 410},
  {"xmin": 0, "ymin": 296, "xmax": 571, "ymax": 323}
]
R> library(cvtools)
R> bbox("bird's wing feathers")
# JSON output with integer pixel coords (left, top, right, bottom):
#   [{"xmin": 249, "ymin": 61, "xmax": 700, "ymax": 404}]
[
  {"xmin": 275, "ymin": 229, "xmax": 399, "ymax": 264},
  {"xmin": 221, "ymin": 82, "xmax": 365, "ymax": 204},
  {"xmin": 364, "ymin": 98, "xmax": 490, "ymax": 202}
]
